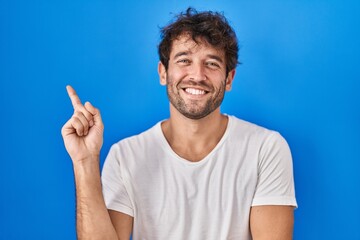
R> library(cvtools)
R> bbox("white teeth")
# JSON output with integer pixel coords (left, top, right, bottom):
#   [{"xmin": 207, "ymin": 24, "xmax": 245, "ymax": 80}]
[{"xmin": 185, "ymin": 88, "xmax": 206, "ymax": 95}]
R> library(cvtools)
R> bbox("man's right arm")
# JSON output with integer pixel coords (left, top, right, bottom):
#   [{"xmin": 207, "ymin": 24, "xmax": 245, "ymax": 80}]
[
  {"xmin": 73, "ymin": 158, "xmax": 120, "ymax": 239},
  {"xmin": 61, "ymin": 85, "xmax": 132, "ymax": 240}
]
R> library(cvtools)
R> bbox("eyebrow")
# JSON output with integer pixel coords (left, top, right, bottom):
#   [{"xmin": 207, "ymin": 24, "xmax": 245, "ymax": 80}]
[
  {"xmin": 173, "ymin": 51, "xmax": 190, "ymax": 59},
  {"xmin": 207, "ymin": 54, "xmax": 224, "ymax": 63},
  {"xmin": 173, "ymin": 51, "xmax": 224, "ymax": 63}
]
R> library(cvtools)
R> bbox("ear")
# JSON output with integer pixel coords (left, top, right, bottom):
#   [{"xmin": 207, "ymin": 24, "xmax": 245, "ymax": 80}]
[
  {"xmin": 158, "ymin": 61, "xmax": 167, "ymax": 86},
  {"xmin": 225, "ymin": 69, "xmax": 236, "ymax": 91}
]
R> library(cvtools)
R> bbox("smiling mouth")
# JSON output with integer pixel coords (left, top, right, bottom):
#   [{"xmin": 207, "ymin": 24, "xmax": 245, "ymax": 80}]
[{"xmin": 184, "ymin": 88, "xmax": 208, "ymax": 95}]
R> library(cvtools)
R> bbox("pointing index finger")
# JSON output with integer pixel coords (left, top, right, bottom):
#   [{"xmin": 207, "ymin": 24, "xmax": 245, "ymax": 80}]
[{"xmin": 66, "ymin": 85, "xmax": 82, "ymax": 109}]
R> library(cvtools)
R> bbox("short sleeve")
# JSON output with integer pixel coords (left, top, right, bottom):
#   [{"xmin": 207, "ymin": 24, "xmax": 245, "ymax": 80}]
[
  {"xmin": 252, "ymin": 132, "xmax": 297, "ymax": 208},
  {"xmin": 101, "ymin": 144, "xmax": 134, "ymax": 217}
]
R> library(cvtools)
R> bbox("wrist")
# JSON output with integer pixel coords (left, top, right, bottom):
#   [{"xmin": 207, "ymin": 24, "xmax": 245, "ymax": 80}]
[
  {"xmin": 72, "ymin": 155, "xmax": 100, "ymax": 173},
  {"xmin": 71, "ymin": 153, "xmax": 99, "ymax": 164}
]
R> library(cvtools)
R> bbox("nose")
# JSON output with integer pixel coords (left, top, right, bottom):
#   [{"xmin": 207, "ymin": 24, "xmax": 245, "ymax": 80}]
[{"xmin": 189, "ymin": 63, "xmax": 206, "ymax": 81}]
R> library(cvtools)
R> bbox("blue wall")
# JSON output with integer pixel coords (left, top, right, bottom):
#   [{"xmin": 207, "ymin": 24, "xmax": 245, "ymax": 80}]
[{"xmin": 1, "ymin": 0, "xmax": 359, "ymax": 239}]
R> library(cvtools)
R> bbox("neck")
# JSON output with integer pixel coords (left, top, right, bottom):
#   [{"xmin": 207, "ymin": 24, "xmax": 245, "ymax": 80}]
[{"xmin": 161, "ymin": 106, "xmax": 228, "ymax": 162}]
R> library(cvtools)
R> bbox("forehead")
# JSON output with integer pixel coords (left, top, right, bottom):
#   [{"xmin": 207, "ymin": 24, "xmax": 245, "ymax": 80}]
[{"xmin": 170, "ymin": 35, "xmax": 225, "ymax": 59}]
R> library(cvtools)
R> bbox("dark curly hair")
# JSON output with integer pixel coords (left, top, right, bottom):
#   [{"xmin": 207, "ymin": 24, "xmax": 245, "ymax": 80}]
[{"xmin": 158, "ymin": 7, "xmax": 239, "ymax": 74}]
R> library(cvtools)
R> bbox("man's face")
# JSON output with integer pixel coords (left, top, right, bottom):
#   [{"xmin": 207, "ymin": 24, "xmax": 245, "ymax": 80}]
[{"xmin": 159, "ymin": 35, "xmax": 235, "ymax": 120}]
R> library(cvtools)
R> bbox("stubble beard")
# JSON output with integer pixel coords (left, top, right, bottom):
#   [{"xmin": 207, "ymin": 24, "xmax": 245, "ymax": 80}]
[{"xmin": 166, "ymin": 76, "xmax": 227, "ymax": 120}]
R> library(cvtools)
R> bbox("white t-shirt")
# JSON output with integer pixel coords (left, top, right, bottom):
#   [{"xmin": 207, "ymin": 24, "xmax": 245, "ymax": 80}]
[{"xmin": 102, "ymin": 115, "xmax": 297, "ymax": 240}]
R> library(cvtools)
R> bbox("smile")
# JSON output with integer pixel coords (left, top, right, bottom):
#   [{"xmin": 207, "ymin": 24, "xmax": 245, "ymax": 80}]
[{"xmin": 184, "ymin": 88, "xmax": 207, "ymax": 95}]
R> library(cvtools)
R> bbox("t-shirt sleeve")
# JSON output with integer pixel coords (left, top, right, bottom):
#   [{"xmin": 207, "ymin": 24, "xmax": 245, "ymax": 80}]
[
  {"xmin": 251, "ymin": 132, "xmax": 297, "ymax": 208},
  {"xmin": 101, "ymin": 144, "xmax": 134, "ymax": 217}
]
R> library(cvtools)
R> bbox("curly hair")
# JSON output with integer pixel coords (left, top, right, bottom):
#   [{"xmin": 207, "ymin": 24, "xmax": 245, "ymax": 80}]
[{"xmin": 158, "ymin": 7, "xmax": 239, "ymax": 74}]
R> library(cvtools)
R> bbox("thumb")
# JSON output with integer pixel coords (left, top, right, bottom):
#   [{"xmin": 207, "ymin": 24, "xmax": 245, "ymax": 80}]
[{"xmin": 84, "ymin": 101, "xmax": 103, "ymax": 126}]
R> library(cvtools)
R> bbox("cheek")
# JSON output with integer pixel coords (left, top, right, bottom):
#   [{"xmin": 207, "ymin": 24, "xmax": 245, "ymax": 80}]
[
  {"xmin": 166, "ymin": 75, "xmax": 179, "ymax": 91},
  {"xmin": 213, "ymin": 76, "xmax": 227, "ymax": 89},
  {"xmin": 172, "ymin": 70, "xmax": 187, "ymax": 80},
  {"xmin": 169, "ymin": 65, "xmax": 189, "ymax": 77},
  {"xmin": 167, "ymin": 71, "xmax": 186, "ymax": 86}
]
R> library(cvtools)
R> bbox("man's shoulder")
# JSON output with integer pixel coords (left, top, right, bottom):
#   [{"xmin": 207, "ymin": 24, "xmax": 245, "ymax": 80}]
[
  {"xmin": 228, "ymin": 115, "xmax": 288, "ymax": 146},
  {"xmin": 105, "ymin": 120, "xmax": 166, "ymax": 167},
  {"xmin": 228, "ymin": 115, "xmax": 275, "ymax": 136},
  {"xmin": 112, "ymin": 120, "xmax": 163, "ymax": 149}
]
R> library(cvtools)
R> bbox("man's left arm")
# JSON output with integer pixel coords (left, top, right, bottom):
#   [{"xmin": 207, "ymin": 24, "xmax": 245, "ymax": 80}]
[
  {"xmin": 250, "ymin": 131, "xmax": 297, "ymax": 239},
  {"xmin": 250, "ymin": 205, "xmax": 294, "ymax": 240}
]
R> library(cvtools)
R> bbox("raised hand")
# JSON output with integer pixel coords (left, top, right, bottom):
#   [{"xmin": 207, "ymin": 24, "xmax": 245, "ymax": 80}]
[{"xmin": 61, "ymin": 85, "xmax": 104, "ymax": 163}]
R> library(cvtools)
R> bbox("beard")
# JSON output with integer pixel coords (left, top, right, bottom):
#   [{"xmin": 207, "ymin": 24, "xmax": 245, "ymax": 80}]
[{"xmin": 166, "ymin": 76, "xmax": 226, "ymax": 120}]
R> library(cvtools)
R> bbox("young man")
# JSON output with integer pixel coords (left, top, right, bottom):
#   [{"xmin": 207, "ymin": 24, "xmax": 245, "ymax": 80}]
[{"xmin": 62, "ymin": 8, "xmax": 297, "ymax": 240}]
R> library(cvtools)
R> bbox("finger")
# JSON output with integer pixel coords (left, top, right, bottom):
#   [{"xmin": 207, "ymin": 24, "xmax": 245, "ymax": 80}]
[
  {"xmin": 62, "ymin": 114, "xmax": 89, "ymax": 137},
  {"xmin": 66, "ymin": 85, "xmax": 82, "ymax": 110},
  {"xmin": 84, "ymin": 102, "xmax": 102, "ymax": 127},
  {"xmin": 76, "ymin": 105, "xmax": 94, "ymax": 125},
  {"xmin": 83, "ymin": 102, "xmax": 95, "ymax": 127},
  {"xmin": 66, "ymin": 86, "xmax": 94, "ymax": 124},
  {"xmin": 67, "ymin": 115, "xmax": 84, "ymax": 136},
  {"xmin": 72, "ymin": 111, "xmax": 90, "ymax": 136},
  {"xmin": 61, "ymin": 118, "xmax": 76, "ymax": 137}
]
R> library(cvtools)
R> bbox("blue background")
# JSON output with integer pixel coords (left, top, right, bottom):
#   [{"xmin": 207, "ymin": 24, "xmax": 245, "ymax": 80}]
[{"xmin": 1, "ymin": 0, "xmax": 359, "ymax": 239}]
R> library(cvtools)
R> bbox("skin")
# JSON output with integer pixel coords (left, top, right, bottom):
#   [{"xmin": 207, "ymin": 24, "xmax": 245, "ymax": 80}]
[
  {"xmin": 61, "ymin": 35, "xmax": 294, "ymax": 239},
  {"xmin": 61, "ymin": 86, "xmax": 132, "ymax": 240},
  {"xmin": 158, "ymin": 35, "xmax": 235, "ymax": 161},
  {"xmin": 162, "ymin": 36, "xmax": 231, "ymax": 120},
  {"xmin": 250, "ymin": 206, "xmax": 295, "ymax": 240}
]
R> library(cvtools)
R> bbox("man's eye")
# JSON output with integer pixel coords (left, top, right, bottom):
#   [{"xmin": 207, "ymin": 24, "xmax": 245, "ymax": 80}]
[
  {"xmin": 177, "ymin": 59, "xmax": 190, "ymax": 64},
  {"xmin": 207, "ymin": 62, "xmax": 220, "ymax": 68}
]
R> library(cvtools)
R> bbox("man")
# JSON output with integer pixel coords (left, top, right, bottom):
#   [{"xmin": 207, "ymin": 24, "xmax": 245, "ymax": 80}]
[{"xmin": 62, "ymin": 8, "xmax": 297, "ymax": 240}]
